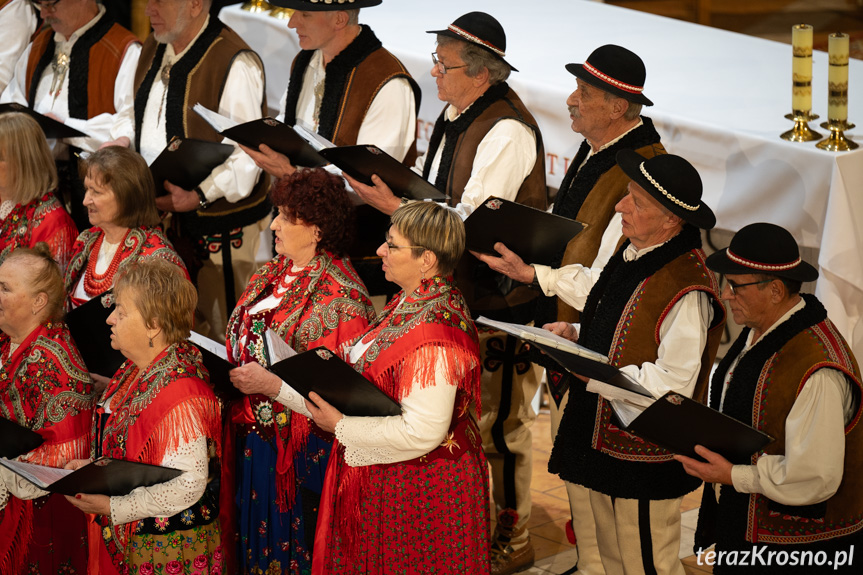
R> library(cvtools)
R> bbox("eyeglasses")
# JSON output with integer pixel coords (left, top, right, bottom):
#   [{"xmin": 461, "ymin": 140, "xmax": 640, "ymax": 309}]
[
  {"xmin": 722, "ymin": 277, "xmax": 772, "ymax": 295},
  {"xmin": 31, "ymin": 0, "xmax": 62, "ymax": 11},
  {"xmin": 383, "ymin": 234, "xmax": 425, "ymax": 252},
  {"xmin": 431, "ymin": 52, "xmax": 468, "ymax": 75}
]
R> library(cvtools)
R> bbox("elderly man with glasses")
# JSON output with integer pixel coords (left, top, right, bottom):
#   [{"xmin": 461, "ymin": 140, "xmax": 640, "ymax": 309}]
[
  {"xmin": 1, "ymin": 0, "xmax": 140, "ymax": 231},
  {"xmin": 349, "ymin": 11, "xmax": 546, "ymax": 574},
  {"xmin": 675, "ymin": 222, "xmax": 863, "ymax": 574}
]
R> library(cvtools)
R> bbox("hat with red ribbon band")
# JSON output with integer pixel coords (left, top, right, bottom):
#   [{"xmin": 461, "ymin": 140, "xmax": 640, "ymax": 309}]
[
  {"xmin": 269, "ymin": 0, "xmax": 382, "ymax": 10},
  {"xmin": 705, "ymin": 222, "xmax": 818, "ymax": 282},
  {"xmin": 566, "ymin": 44, "xmax": 652, "ymax": 106}
]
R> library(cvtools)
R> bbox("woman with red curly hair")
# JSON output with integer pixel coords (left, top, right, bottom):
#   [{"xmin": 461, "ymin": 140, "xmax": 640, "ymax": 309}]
[{"xmin": 224, "ymin": 168, "xmax": 376, "ymax": 574}]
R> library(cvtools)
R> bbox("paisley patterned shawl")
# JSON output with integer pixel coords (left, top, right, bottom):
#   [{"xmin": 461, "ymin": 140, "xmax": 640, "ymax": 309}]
[
  {"xmin": 0, "ymin": 321, "xmax": 94, "ymax": 574},
  {"xmin": 224, "ymin": 250, "xmax": 375, "ymax": 511},
  {"xmin": 0, "ymin": 192, "xmax": 77, "ymax": 274},
  {"xmin": 65, "ymin": 226, "xmax": 188, "ymax": 306}
]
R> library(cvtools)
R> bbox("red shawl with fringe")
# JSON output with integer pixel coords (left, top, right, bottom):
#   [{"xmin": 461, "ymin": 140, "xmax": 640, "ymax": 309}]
[
  {"xmin": 313, "ymin": 275, "xmax": 482, "ymax": 572},
  {"xmin": 92, "ymin": 341, "xmax": 222, "ymax": 574},
  {"xmin": 0, "ymin": 321, "xmax": 94, "ymax": 574},
  {"xmin": 0, "ymin": 192, "xmax": 77, "ymax": 274},
  {"xmin": 224, "ymin": 251, "xmax": 374, "ymax": 506}
]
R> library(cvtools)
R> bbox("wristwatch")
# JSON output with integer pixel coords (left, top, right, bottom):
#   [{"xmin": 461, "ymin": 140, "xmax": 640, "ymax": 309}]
[
  {"xmin": 194, "ymin": 187, "xmax": 210, "ymax": 210},
  {"xmin": 530, "ymin": 267, "xmax": 540, "ymax": 290}
]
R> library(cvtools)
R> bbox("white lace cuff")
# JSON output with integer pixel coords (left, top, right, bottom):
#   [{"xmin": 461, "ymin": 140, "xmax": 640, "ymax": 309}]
[
  {"xmin": 731, "ymin": 464, "xmax": 761, "ymax": 494},
  {"xmin": 274, "ymin": 381, "xmax": 313, "ymax": 418}
]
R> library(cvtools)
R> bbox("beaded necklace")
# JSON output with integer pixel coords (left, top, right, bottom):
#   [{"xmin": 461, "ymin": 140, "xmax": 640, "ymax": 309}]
[{"xmin": 82, "ymin": 230, "xmax": 130, "ymax": 297}]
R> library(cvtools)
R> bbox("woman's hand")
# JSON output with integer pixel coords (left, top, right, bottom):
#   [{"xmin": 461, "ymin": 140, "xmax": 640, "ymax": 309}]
[
  {"xmin": 64, "ymin": 493, "xmax": 111, "ymax": 516},
  {"xmin": 543, "ymin": 321, "xmax": 579, "ymax": 342},
  {"xmin": 305, "ymin": 391, "xmax": 344, "ymax": 434},
  {"xmin": 63, "ymin": 459, "xmax": 92, "ymax": 471},
  {"xmin": 230, "ymin": 362, "xmax": 282, "ymax": 397},
  {"xmin": 90, "ymin": 373, "xmax": 111, "ymax": 394}
]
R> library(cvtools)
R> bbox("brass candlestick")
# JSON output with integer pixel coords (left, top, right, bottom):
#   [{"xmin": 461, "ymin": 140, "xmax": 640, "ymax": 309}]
[
  {"xmin": 270, "ymin": 7, "xmax": 294, "ymax": 19},
  {"xmin": 781, "ymin": 111, "xmax": 822, "ymax": 142},
  {"xmin": 242, "ymin": 0, "xmax": 271, "ymax": 12},
  {"xmin": 817, "ymin": 120, "xmax": 858, "ymax": 151}
]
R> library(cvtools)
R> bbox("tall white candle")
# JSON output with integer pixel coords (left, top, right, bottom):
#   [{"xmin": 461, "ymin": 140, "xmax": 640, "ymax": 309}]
[
  {"xmin": 791, "ymin": 24, "xmax": 814, "ymax": 114},
  {"xmin": 827, "ymin": 33, "xmax": 850, "ymax": 123}
]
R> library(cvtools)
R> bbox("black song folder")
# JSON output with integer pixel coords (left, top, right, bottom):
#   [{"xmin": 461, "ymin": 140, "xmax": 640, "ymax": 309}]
[
  {"xmin": 627, "ymin": 392, "xmax": 774, "ymax": 464},
  {"xmin": 319, "ymin": 145, "xmax": 447, "ymax": 201},
  {"xmin": 0, "ymin": 457, "xmax": 183, "ymax": 496},
  {"xmin": 0, "ymin": 103, "xmax": 88, "ymax": 139},
  {"xmin": 465, "ymin": 197, "xmax": 585, "ymax": 265},
  {"xmin": 0, "ymin": 418, "xmax": 44, "ymax": 459},
  {"xmin": 149, "ymin": 137, "xmax": 233, "ymax": 195},
  {"xmin": 222, "ymin": 118, "xmax": 328, "ymax": 168},
  {"xmin": 188, "ymin": 331, "xmax": 242, "ymax": 402},
  {"xmin": 65, "ymin": 292, "xmax": 126, "ymax": 378},
  {"xmin": 268, "ymin": 347, "xmax": 401, "ymax": 417}
]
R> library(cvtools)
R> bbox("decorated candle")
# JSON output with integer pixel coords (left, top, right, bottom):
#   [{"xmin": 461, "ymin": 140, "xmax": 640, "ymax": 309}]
[
  {"xmin": 791, "ymin": 24, "xmax": 814, "ymax": 114},
  {"xmin": 827, "ymin": 33, "xmax": 850, "ymax": 123}
]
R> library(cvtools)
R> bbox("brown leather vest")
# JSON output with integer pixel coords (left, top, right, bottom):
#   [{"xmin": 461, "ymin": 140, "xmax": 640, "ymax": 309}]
[
  {"xmin": 745, "ymin": 320, "xmax": 863, "ymax": 545},
  {"xmin": 134, "ymin": 26, "xmax": 270, "ymax": 231},
  {"xmin": 26, "ymin": 21, "xmax": 138, "ymax": 118},
  {"xmin": 444, "ymin": 88, "xmax": 547, "ymax": 318},
  {"xmin": 557, "ymin": 141, "xmax": 666, "ymax": 323},
  {"xmin": 589, "ymin": 250, "xmax": 725, "ymax": 462}
]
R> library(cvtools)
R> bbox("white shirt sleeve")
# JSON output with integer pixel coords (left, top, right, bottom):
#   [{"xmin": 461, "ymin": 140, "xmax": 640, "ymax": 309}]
[
  {"xmin": 599, "ymin": 291, "xmax": 714, "ymax": 423},
  {"xmin": 63, "ymin": 42, "xmax": 141, "ymax": 152},
  {"xmin": 0, "ymin": 41, "xmax": 31, "ymax": 105},
  {"xmin": 534, "ymin": 212, "xmax": 623, "ymax": 309},
  {"xmin": 196, "ymin": 51, "xmax": 265, "ymax": 203},
  {"xmin": 110, "ymin": 435, "xmax": 209, "ymax": 525},
  {"xmin": 444, "ymin": 119, "xmax": 537, "ymax": 221},
  {"xmin": 730, "ymin": 368, "xmax": 852, "ymax": 506},
  {"xmin": 0, "ymin": 0, "xmax": 36, "ymax": 96},
  {"xmin": 355, "ymin": 77, "xmax": 416, "ymax": 163},
  {"xmin": 335, "ymin": 348, "xmax": 458, "ymax": 467}
]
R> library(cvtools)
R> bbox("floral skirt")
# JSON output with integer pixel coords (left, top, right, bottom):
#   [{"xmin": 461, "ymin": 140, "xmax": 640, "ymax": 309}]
[{"xmin": 126, "ymin": 523, "xmax": 223, "ymax": 575}]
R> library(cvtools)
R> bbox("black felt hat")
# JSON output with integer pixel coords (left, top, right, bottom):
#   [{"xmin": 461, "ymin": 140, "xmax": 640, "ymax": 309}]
[
  {"xmin": 427, "ymin": 11, "xmax": 517, "ymax": 72},
  {"xmin": 617, "ymin": 150, "xmax": 715, "ymax": 229},
  {"xmin": 268, "ymin": 0, "xmax": 382, "ymax": 10},
  {"xmin": 566, "ymin": 44, "xmax": 652, "ymax": 106},
  {"xmin": 705, "ymin": 223, "xmax": 818, "ymax": 282}
]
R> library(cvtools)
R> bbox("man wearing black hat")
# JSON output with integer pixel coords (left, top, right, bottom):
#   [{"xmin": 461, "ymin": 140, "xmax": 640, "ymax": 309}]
[
  {"xmin": 674, "ymin": 223, "xmax": 862, "ymax": 574},
  {"xmin": 474, "ymin": 43, "xmax": 664, "ymax": 575},
  {"xmin": 348, "ymin": 11, "xmax": 546, "ymax": 574},
  {"xmin": 542, "ymin": 152, "xmax": 725, "ymax": 575}
]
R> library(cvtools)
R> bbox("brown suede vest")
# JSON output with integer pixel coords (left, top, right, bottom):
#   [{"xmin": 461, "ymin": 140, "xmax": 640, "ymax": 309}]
[
  {"xmin": 589, "ymin": 249, "xmax": 725, "ymax": 462},
  {"xmin": 25, "ymin": 22, "xmax": 138, "ymax": 118},
  {"xmin": 134, "ymin": 27, "xmax": 270, "ymax": 228},
  {"xmin": 557, "ymin": 141, "xmax": 666, "ymax": 323},
  {"xmin": 745, "ymin": 321, "xmax": 863, "ymax": 544},
  {"xmin": 444, "ymin": 88, "xmax": 547, "ymax": 317}
]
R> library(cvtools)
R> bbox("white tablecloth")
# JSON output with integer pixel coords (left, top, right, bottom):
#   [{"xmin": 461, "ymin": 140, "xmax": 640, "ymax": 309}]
[{"xmin": 221, "ymin": 1, "xmax": 863, "ymax": 358}]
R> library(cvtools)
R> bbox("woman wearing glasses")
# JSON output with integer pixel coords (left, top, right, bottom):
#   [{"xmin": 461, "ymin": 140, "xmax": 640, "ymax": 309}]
[{"xmin": 294, "ymin": 202, "xmax": 489, "ymax": 573}]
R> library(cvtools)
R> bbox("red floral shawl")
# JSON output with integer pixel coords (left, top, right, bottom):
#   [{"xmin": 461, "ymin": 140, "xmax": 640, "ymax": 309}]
[
  {"xmin": 65, "ymin": 226, "xmax": 188, "ymax": 308},
  {"xmin": 224, "ymin": 251, "xmax": 375, "ymax": 509},
  {"xmin": 316, "ymin": 276, "xmax": 481, "ymax": 564},
  {"xmin": 0, "ymin": 321, "xmax": 94, "ymax": 573},
  {"xmin": 0, "ymin": 192, "xmax": 77, "ymax": 274},
  {"xmin": 94, "ymin": 341, "xmax": 221, "ymax": 572}
]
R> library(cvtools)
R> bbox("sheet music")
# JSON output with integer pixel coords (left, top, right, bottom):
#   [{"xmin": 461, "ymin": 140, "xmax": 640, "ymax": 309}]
[
  {"xmin": 188, "ymin": 331, "xmax": 230, "ymax": 362},
  {"xmin": 293, "ymin": 121, "xmax": 335, "ymax": 151},
  {"xmin": 264, "ymin": 329, "xmax": 297, "ymax": 366},
  {"xmin": 476, "ymin": 316, "xmax": 608, "ymax": 363},
  {"xmin": 0, "ymin": 458, "xmax": 73, "ymax": 489},
  {"xmin": 192, "ymin": 103, "xmax": 239, "ymax": 132}
]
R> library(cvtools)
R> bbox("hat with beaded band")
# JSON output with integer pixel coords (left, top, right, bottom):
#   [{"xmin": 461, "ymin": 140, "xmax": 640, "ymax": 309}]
[{"xmin": 268, "ymin": 0, "xmax": 382, "ymax": 10}]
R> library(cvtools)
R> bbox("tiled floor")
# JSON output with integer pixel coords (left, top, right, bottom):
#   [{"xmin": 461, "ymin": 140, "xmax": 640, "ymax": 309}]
[{"xmin": 502, "ymin": 409, "xmax": 714, "ymax": 574}]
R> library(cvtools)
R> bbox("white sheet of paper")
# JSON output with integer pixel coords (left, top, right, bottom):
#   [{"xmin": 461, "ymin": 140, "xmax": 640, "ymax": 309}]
[
  {"xmin": 192, "ymin": 103, "xmax": 238, "ymax": 132},
  {"xmin": 0, "ymin": 458, "xmax": 72, "ymax": 489},
  {"xmin": 264, "ymin": 329, "xmax": 297, "ymax": 366},
  {"xmin": 188, "ymin": 330, "xmax": 229, "ymax": 362},
  {"xmin": 476, "ymin": 316, "xmax": 608, "ymax": 363}
]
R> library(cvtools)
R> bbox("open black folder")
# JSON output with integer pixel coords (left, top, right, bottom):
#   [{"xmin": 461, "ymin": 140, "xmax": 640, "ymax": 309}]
[
  {"xmin": 187, "ymin": 331, "xmax": 243, "ymax": 402},
  {"xmin": 476, "ymin": 317, "xmax": 651, "ymax": 397},
  {"xmin": 627, "ymin": 392, "xmax": 774, "ymax": 464},
  {"xmin": 0, "ymin": 103, "xmax": 88, "ymax": 139},
  {"xmin": 65, "ymin": 292, "xmax": 126, "ymax": 378},
  {"xmin": 149, "ymin": 137, "xmax": 233, "ymax": 195},
  {"xmin": 0, "ymin": 418, "xmax": 44, "ymax": 459},
  {"xmin": 319, "ymin": 145, "xmax": 448, "ymax": 201},
  {"xmin": 268, "ymin": 347, "xmax": 401, "ymax": 417},
  {"xmin": 0, "ymin": 457, "xmax": 182, "ymax": 496},
  {"xmin": 465, "ymin": 197, "xmax": 586, "ymax": 265},
  {"xmin": 221, "ymin": 118, "xmax": 328, "ymax": 168}
]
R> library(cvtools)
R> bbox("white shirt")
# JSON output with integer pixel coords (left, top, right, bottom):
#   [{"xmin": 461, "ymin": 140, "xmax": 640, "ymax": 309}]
[
  {"xmin": 725, "ymin": 298, "xmax": 855, "ymax": 506},
  {"xmin": 412, "ymin": 100, "xmax": 538, "ymax": 221},
  {"xmin": 0, "ymin": 0, "xmax": 37, "ymax": 95},
  {"xmin": 277, "ymin": 48, "xmax": 417, "ymax": 162},
  {"xmin": 113, "ymin": 16, "xmax": 264, "ymax": 204},
  {"xmin": 1, "ymin": 5, "xmax": 141, "ymax": 154}
]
